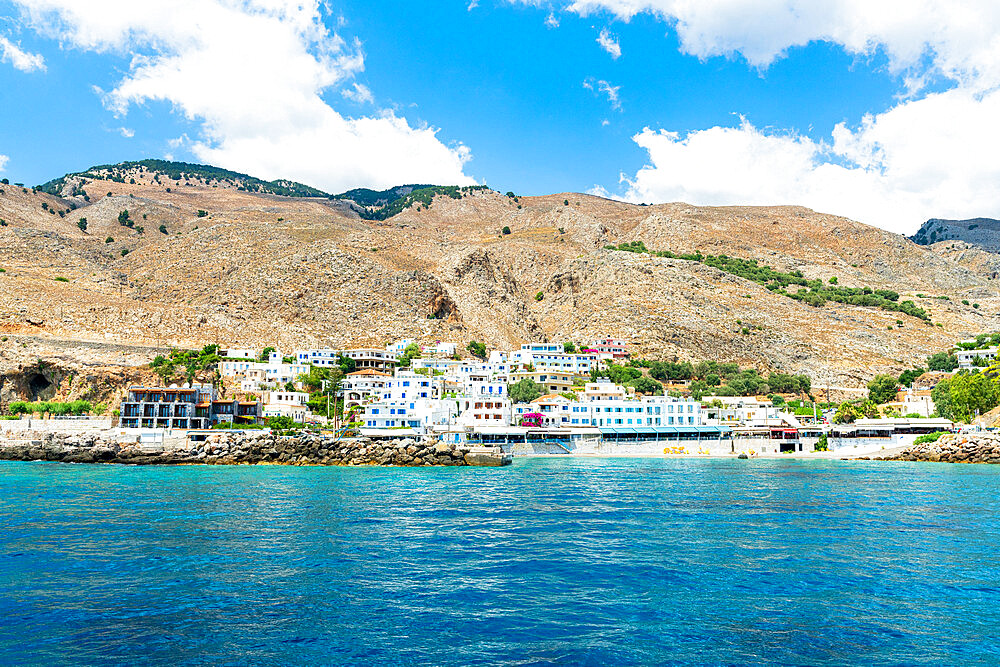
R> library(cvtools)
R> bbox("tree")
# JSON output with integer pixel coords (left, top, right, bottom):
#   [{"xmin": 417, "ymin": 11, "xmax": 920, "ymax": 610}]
[
  {"xmin": 105, "ymin": 236, "xmax": 114, "ymax": 244},
  {"xmin": 933, "ymin": 372, "xmax": 1000, "ymax": 423},
  {"xmin": 509, "ymin": 378, "xmax": 544, "ymax": 404},
  {"xmin": 899, "ymin": 368, "xmax": 926, "ymax": 387},
  {"xmin": 197, "ymin": 210, "xmax": 208, "ymax": 217},
  {"xmin": 398, "ymin": 343, "xmax": 421, "ymax": 368},
  {"xmin": 466, "ymin": 341, "xmax": 487, "ymax": 359},
  {"xmin": 159, "ymin": 224, "xmax": 168, "ymax": 234},
  {"xmin": 867, "ymin": 374, "xmax": 899, "ymax": 405},
  {"xmin": 834, "ymin": 402, "xmax": 862, "ymax": 424},
  {"xmin": 77, "ymin": 218, "xmax": 87, "ymax": 232},
  {"xmin": 501, "ymin": 226, "xmax": 511, "ymax": 235},
  {"xmin": 118, "ymin": 210, "xmax": 130, "ymax": 226},
  {"xmin": 630, "ymin": 376, "xmax": 663, "ymax": 395},
  {"xmin": 927, "ymin": 352, "xmax": 958, "ymax": 372},
  {"xmin": 259, "ymin": 346, "xmax": 276, "ymax": 362},
  {"xmin": 563, "ymin": 342, "xmax": 576, "ymax": 353},
  {"xmin": 336, "ymin": 354, "xmax": 357, "ymax": 374},
  {"xmin": 267, "ymin": 415, "xmax": 298, "ymax": 431}
]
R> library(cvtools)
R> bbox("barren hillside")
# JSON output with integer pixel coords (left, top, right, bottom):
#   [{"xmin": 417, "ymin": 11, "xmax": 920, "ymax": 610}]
[{"xmin": 1, "ymin": 163, "xmax": 998, "ymax": 391}]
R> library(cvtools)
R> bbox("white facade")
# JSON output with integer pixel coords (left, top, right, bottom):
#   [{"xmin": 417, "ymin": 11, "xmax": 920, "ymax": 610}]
[
  {"xmin": 509, "ymin": 343, "xmax": 596, "ymax": 375},
  {"xmin": 262, "ymin": 391, "xmax": 309, "ymax": 423},
  {"xmin": 362, "ymin": 398, "xmax": 457, "ymax": 431},
  {"xmin": 457, "ymin": 397, "xmax": 511, "ymax": 427},
  {"xmin": 386, "ymin": 339, "xmax": 415, "ymax": 356},
  {"xmin": 340, "ymin": 370, "xmax": 392, "ymax": 410},
  {"xmin": 221, "ymin": 348, "xmax": 257, "ymax": 360},
  {"xmin": 422, "ymin": 341, "xmax": 458, "ymax": 358},
  {"xmin": 513, "ymin": 390, "xmax": 703, "ymax": 428},
  {"xmin": 221, "ymin": 359, "xmax": 309, "ymax": 390},
  {"xmin": 956, "ymin": 346, "xmax": 997, "ymax": 369},
  {"xmin": 296, "ymin": 348, "xmax": 397, "ymax": 371}
]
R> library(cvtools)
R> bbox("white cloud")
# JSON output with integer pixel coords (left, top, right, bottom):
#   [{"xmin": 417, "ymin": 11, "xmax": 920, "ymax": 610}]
[
  {"xmin": 596, "ymin": 28, "xmax": 621, "ymax": 58},
  {"xmin": 118, "ymin": 126, "xmax": 134, "ymax": 138},
  {"xmin": 341, "ymin": 82, "xmax": 374, "ymax": 104},
  {"xmin": 545, "ymin": 13, "xmax": 560, "ymax": 28},
  {"xmin": 0, "ymin": 35, "xmax": 45, "ymax": 72},
  {"xmin": 467, "ymin": 0, "xmax": 479, "ymax": 10},
  {"xmin": 13, "ymin": 1, "xmax": 474, "ymax": 192},
  {"xmin": 583, "ymin": 77, "xmax": 621, "ymax": 111},
  {"xmin": 518, "ymin": 0, "xmax": 1000, "ymax": 231},
  {"xmin": 563, "ymin": 1, "xmax": 1000, "ymax": 87},
  {"xmin": 625, "ymin": 88, "xmax": 1000, "ymax": 233},
  {"xmin": 0, "ymin": 154, "xmax": 8, "ymax": 172}
]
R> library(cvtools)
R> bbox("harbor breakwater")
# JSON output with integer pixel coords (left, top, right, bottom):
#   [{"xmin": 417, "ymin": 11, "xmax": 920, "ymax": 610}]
[
  {"xmin": 0, "ymin": 431, "xmax": 510, "ymax": 467},
  {"xmin": 870, "ymin": 433, "xmax": 1000, "ymax": 464}
]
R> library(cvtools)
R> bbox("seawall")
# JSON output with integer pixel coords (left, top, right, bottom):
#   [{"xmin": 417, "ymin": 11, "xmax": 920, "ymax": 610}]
[
  {"xmin": 869, "ymin": 433, "xmax": 1000, "ymax": 464},
  {"xmin": 0, "ymin": 430, "xmax": 511, "ymax": 467}
]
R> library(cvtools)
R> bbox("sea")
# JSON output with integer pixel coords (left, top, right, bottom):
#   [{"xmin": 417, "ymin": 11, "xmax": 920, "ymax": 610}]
[{"xmin": 1, "ymin": 457, "xmax": 999, "ymax": 665}]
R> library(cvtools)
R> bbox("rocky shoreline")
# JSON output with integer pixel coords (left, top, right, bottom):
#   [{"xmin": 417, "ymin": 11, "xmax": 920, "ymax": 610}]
[
  {"xmin": 0, "ymin": 431, "xmax": 511, "ymax": 467},
  {"xmin": 867, "ymin": 433, "xmax": 1000, "ymax": 464}
]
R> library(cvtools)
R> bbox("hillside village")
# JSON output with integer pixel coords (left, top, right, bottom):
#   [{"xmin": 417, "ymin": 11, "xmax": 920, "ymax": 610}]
[{"xmin": 4, "ymin": 330, "xmax": 996, "ymax": 459}]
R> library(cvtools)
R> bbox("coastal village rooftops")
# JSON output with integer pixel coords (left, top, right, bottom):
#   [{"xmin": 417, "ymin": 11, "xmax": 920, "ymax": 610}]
[{"xmin": 348, "ymin": 369, "xmax": 392, "ymax": 377}]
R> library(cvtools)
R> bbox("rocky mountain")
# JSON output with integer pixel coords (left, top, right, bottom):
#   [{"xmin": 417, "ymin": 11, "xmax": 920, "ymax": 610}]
[
  {"xmin": 910, "ymin": 218, "xmax": 1000, "ymax": 253},
  {"xmin": 2, "ymin": 160, "xmax": 999, "ymax": 396}
]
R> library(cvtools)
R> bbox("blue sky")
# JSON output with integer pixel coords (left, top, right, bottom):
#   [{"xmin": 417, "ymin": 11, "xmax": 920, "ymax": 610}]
[{"xmin": 1, "ymin": 1, "xmax": 999, "ymax": 233}]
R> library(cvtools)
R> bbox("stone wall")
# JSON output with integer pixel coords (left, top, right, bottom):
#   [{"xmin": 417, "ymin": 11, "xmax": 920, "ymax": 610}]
[{"xmin": 0, "ymin": 430, "xmax": 510, "ymax": 467}]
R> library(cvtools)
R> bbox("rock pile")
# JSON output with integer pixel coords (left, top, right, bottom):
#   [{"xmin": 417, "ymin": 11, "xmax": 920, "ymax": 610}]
[
  {"xmin": 872, "ymin": 433, "xmax": 1000, "ymax": 464},
  {"xmin": 0, "ymin": 431, "xmax": 510, "ymax": 467}
]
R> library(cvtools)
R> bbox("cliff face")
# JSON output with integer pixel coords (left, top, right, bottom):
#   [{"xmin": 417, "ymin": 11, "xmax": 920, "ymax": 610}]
[
  {"xmin": 2, "ymin": 165, "xmax": 1000, "ymax": 388},
  {"xmin": 910, "ymin": 218, "xmax": 1000, "ymax": 252}
]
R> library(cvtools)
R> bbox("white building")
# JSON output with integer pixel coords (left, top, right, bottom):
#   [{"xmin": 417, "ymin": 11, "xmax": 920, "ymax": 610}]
[
  {"xmin": 262, "ymin": 391, "xmax": 310, "ymax": 423},
  {"xmin": 386, "ymin": 339, "xmax": 415, "ymax": 356},
  {"xmin": 422, "ymin": 341, "xmax": 458, "ymax": 358},
  {"xmin": 956, "ymin": 346, "xmax": 997, "ymax": 369},
  {"xmin": 361, "ymin": 397, "xmax": 456, "ymax": 431},
  {"xmin": 512, "ymin": 388, "xmax": 703, "ymax": 428},
  {"xmin": 456, "ymin": 396, "xmax": 511, "ymax": 427},
  {"xmin": 509, "ymin": 343, "xmax": 596, "ymax": 375},
  {"xmin": 296, "ymin": 348, "xmax": 397, "ymax": 372},
  {"xmin": 221, "ymin": 359, "xmax": 310, "ymax": 391},
  {"xmin": 339, "ymin": 369, "xmax": 392, "ymax": 410},
  {"xmin": 221, "ymin": 348, "xmax": 257, "ymax": 360}
]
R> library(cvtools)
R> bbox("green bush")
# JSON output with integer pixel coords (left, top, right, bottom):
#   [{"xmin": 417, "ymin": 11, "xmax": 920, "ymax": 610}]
[
  {"xmin": 913, "ymin": 431, "xmax": 947, "ymax": 446},
  {"xmin": 54, "ymin": 276, "xmax": 69, "ymax": 283},
  {"xmin": 6, "ymin": 400, "xmax": 93, "ymax": 416},
  {"xmin": 534, "ymin": 291, "xmax": 544, "ymax": 301},
  {"xmin": 605, "ymin": 244, "xmax": 930, "ymax": 321},
  {"xmin": 77, "ymin": 218, "xmax": 87, "ymax": 232}
]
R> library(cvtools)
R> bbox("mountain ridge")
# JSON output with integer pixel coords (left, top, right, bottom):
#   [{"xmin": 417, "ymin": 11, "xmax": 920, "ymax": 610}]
[{"xmin": 2, "ymin": 158, "xmax": 999, "ymax": 391}]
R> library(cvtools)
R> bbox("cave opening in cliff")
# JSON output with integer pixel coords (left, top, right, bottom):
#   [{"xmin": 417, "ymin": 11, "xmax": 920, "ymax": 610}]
[{"xmin": 28, "ymin": 373, "xmax": 53, "ymax": 400}]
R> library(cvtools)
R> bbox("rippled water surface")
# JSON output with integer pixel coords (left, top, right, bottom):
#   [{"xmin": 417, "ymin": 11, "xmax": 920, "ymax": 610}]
[{"xmin": 2, "ymin": 458, "xmax": 1000, "ymax": 665}]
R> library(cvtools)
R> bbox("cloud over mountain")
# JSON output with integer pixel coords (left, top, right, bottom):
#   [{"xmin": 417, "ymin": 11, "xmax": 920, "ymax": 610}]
[{"xmin": 11, "ymin": 0, "xmax": 474, "ymax": 192}]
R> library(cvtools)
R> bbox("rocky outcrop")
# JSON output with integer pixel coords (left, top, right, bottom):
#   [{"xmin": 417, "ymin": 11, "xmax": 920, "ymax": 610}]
[
  {"xmin": 0, "ymin": 431, "xmax": 510, "ymax": 467},
  {"xmin": 872, "ymin": 433, "xmax": 1000, "ymax": 464}
]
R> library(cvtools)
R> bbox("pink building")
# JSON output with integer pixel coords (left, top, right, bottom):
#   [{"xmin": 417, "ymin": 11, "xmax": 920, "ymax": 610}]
[{"xmin": 590, "ymin": 338, "xmax": 630, "ymax": 359}]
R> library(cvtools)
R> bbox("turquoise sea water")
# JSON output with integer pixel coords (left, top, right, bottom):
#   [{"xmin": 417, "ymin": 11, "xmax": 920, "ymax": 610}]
[{"xmin": 1, "ymin": 458, "xmax": 999, "ymax": 665}]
